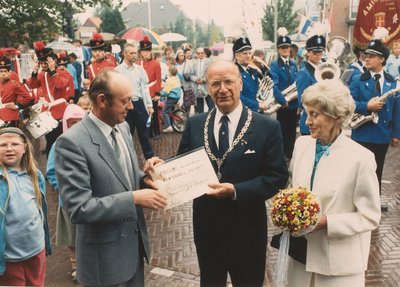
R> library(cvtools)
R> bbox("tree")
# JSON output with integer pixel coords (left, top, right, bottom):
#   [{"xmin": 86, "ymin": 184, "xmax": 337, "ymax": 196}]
[
  {"xmin": 208, "ymin": 22, "xmax": 221, "ymax": 47},
  {"xmin": 0, "ymin": 0, "xmax": 120, "ymax": 46},
  {"xmin": 195, "ymin": 19, "xmax": 207, "ymax": 48},
  {"xmin": 100, "ymin": 8, "xmax": 125, "ymax": 34},
  {"xmin": 262, "ymin": 0, "xmax": 298, "ymax": 41}
]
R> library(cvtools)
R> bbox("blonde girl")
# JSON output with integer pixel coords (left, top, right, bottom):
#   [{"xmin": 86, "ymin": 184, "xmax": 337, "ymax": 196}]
[{"xmin": 0, "ymin": 128, "xmax": 51, "ymax": 286}]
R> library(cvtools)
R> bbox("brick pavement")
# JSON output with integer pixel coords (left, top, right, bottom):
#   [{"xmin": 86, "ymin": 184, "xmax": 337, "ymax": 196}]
[{"xmin": 34, "ymin": 128, "xmax": 400, "ymax": 286}]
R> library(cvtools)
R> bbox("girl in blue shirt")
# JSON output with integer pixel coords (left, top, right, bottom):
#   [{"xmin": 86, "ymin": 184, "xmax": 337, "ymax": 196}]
[{"xmin": 0, "ymin": 127, "xmax": 51, "ymax": 286}]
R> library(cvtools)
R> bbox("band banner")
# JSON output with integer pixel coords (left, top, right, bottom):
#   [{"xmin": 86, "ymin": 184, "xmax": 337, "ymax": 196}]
[{"xmin": 353, "ymin": 0, "xmax": 400, "ymax": 50}]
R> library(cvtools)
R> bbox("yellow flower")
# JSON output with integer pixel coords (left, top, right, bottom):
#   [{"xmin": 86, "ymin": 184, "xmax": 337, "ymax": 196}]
[
  {"xmin": 304, "ymin": 211, "xmax": 310, "ymax": 217},
  {"xmin": 293, "ymin": 218, "xmax": 300, "ymax": 225},
  {"xmin": 292, "ymin": 201, "xmax": 299, "ymax": 207}
]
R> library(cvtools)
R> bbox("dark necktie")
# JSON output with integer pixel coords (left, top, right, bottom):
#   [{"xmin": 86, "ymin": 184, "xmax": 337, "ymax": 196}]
[
  {"xmin": 247, "ymin": 67, "xmax": 256, "ymax": 81},
  {"xmin": 219, "ymin": 115, "xmax": 229, "ymax": 157},
  {"xmin": 285, "ymin": 60, "xmax": 291, "ymax": 82},
  {"xmin": 373, "ymin": 74, "xmax": 381, "ymax": 97},
  {"xmin": 110, "ymin": 128, "xmax": 121, "ymax": 158}
]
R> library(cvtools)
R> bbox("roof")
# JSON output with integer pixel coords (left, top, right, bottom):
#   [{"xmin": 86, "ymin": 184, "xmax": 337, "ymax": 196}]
[
  {"xmin": 82, "ymin": 17, "xmax": 103, "ymax": 29},
  {"xmin": 121, "ymin": 0, "xmax": 182, "ymax": 28}
]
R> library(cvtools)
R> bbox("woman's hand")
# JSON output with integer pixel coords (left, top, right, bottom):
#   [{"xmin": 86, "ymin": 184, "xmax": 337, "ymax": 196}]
[{"xmin": 312, "ymin": 215, "xmax": 327, "ymax": 233}]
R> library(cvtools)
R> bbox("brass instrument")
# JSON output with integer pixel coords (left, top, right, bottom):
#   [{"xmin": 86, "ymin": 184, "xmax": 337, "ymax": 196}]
[
  {"xmin": 264, "ymin": 83, "xmax": 297, "ymax": 115},
  {"xmin": 349, "ymin": 87, "xmax": 400, "ymax": 129},
  {"xmin": 315, "ymin": 58, "xmax": 341, "ymax": 82},
  {"xmin": 256, "ymin": 74, "xmax": 274, "ymax": 104}
]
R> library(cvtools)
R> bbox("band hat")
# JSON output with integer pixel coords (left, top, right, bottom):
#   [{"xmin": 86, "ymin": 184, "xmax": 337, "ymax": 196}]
[
  {"xmin": 140, "ymin": 35, "xmax": 152, "ymax": 51},
  {"xmin": 0, "ymin": 49, "xmax": 11, "ymax": 70},
  {"xmin": 365, "ymin": 27, "xmax": 390, "ymax": 60},
  {"xmin": 277, "ymin": 27, "xmax": 292, "ymax": 48},
  {"xmin": 34, "ymin": 41, "xmax": 54, "ymax": 61},
  {"xmin": 232, "ymin": 37, "xmax": 252, "ymax": 54},
  {"xmin": 57, "ymin": 53, "xmax": 69, "ymax": 66},
  {"xmin": 90, "ymin": 32, "xmax": 107, "ymax": 51},
  {"xmin": 306, "ymin": 35, "xmax": 326, "ymax": 51},
  {"xmin": 365, "ymin": 39, "xmax": 390, "ymax": 60}
]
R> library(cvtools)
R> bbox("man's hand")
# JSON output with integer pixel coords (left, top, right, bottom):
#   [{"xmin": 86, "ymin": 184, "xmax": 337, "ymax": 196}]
[
  {"xmin": 196, "ymin": 78, "xmax": 204, "ymax": 84},
  {"xmin": 367, "ymin": 97, "xmax": 385, "ymax": 111},
  {"xmin": 143, "ymin": 157, "xmax": 164, "ymax": 177},
  {"xmin": 154, "ymin": 96, "xmax": 160, "ymax": 101},
  {"xmin": 148, "ymin": 107, "xmax": 154, "ymax": 115},
  {"xmin": 312, "ymin": 215, "xmax": 327, "ymax": 233},
  {"xmin": 133, "ymin": 189, "xmax": 167, "ymax": 210},
  {"xmin": 33, "ymin": 60, "xmax": 39, "ymax": 73},
  {"xmin": 47, "ymin": 57, "xmax": 56, "ymax": 71},
  {"xmin": 391, "ymin": 138, "xmax": 400, "ymax": 147},
  {"xmin": 259, "ymin": 102, "xmax": 267, "ymax": 111},
  {"xmin": 5, "ymin": 103, "xmax": 18, "ymax": 110},
  {"xmin": 206, "ymin": 182, "xmax": 235, "ymax": 199},
  {"xmin": 281, "ymin": 102, "xmax": 289, "ymax": 109}
]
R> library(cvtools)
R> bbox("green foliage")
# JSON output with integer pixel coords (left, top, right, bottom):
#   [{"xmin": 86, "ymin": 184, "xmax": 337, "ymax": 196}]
[
  {"xmin": 262, "ymin": 0, "xmax": 298, "ymax": 41},
  {"xmin": 99, "ymin": 8, "xmax": 125, "ymax": 34},
  {"xmin": 0, "ymin": 0, "xmax": 119, "ymax": 46},
  {"xmin": 209, "ymin": 24, "xmax": 221, "ymax": 46}
]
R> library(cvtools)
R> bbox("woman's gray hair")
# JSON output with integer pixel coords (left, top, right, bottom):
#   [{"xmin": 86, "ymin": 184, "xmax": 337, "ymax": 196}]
[{"xmin": 302, "ymin": 80, "xmax": 355, "ymax": 128}]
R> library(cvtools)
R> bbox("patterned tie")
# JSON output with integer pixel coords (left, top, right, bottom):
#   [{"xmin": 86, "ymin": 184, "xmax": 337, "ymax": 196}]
[
  {"xmin": 285, "ymin": 60, "xmax": 291, "ymax": 82},
  {"xmin": 373, "ymin": 74, "xmax": 381, "ymax": 96},
  {"xmin": 110, "ymin": 128, "xmax": 121, "ymax": 158},
  {"xmin": 219, "ymin": 115, "xmax": 229, "ymax": 157}
]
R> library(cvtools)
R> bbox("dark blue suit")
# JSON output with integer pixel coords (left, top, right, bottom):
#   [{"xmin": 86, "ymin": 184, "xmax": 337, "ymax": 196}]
[
  {"xmin": 235, "ymin": 62, "xmax": 270, "ymax": 112},
  {"xmin": 178, "ymin": 105, "xmax": 288, "ymax": 286},
  {"xmin": 349, "ymin": 70, "xmax": 400, "ymax": 192},
  {"xmin": 270, "ymin": 57, "xmax": 298, "ymax": 158},
  {"xmin": 296, "ymin": 61, "xmax": 317, "ymax": 134}
]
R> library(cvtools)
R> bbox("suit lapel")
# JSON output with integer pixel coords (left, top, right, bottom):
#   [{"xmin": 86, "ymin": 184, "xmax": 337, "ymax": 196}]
[
  {"xmin": 119, "ymin": 124, "xmax": 141, "ymax": 190},
  {"xmin": 83, "ymin": 117, "xmax": 131, "ymax": 191},
  {"xmin": 220, "ymin": 106, "xmax": 252, "ymax": 181}
]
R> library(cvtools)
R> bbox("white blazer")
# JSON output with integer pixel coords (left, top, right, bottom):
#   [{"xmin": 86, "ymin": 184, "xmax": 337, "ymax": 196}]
[{"xmin": 289, "ymin": 133, "xmax": 381, "ymax": 276}]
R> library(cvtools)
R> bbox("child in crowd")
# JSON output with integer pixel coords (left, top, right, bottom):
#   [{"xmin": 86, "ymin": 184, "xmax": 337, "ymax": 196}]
[
  {"xmin": 46, "ymin": 104, "xmax": 85, "ymax": 284},
  {"xmin": 0, "ymin": 128, "xmax": 52, "ymax": 286},
  {"xmin": 160, "ymin": 66, "xmax": 182, "ymax": 133},
  {"xmin": 77, "ymin": 95, "xmax": 92, "ymax": 113},
  {"xmin": 80, "ymin": 78, "xmax": 90, "ymax": 97}
]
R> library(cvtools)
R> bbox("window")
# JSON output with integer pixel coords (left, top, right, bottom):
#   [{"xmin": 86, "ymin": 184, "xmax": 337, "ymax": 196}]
[{"xmin": 350, "ymin": 0, "xmax": 360, "ymax": 20}]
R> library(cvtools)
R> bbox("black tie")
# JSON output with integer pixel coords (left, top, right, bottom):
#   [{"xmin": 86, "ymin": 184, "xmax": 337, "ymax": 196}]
[
  {"xmin": 247, "ymin": 67, "xmax": 256, "ymax": 81},
  {"xmin": 219, "ymin": 115, "xmax": 229, "ymax": 157},
  {"xmin": 373, "ymin": 74, "xmax": 381, "ymax": 96},
  {"xmin": 285, "ymin": 60, "xmax": 291, "ymax": 82}
]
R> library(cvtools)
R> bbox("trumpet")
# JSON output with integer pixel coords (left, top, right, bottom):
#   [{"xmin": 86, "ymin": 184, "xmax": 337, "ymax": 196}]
[
  {"xmin": 256, "ymin": 74, "xmax": 274, "ymax": 103},
  {"xmin": 264, "ymin": 83, "xmax": 297, "ymax": 115},
  {"xmin": 349, "ymin": 87, "xmax": 400, "ymax": 129}
]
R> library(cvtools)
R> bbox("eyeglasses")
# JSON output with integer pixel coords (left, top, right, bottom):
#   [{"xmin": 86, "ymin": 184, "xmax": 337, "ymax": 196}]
[
  {"xmin": 208, "ymin": 76, "xmax": 240, "ymax": 92},
  {"xmin": 240, "ymin": 51, "xmax": 252, "ymax": 56},
  {"xmin": 0, "ymin": 143, "xmax": 25, "ymax": 151}
]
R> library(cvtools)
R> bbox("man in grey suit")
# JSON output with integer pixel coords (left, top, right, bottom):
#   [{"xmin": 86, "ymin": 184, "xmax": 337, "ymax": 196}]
[
  {"xmin": 191, "ymin": 47, "xmax": 215, "ymax": 113},
  {"xmin": 55, "ymin": 68, "xmax": 167, "ymax": 286}
]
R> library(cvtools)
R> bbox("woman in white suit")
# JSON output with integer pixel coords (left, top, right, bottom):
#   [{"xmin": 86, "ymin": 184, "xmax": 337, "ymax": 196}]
[{"xmin": 287, "ymin": 80, "xmax": 381, "ymax": 286}]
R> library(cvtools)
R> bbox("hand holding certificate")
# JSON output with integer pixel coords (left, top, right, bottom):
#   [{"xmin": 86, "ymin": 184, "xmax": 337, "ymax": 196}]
[{"xmin": 149, "ymin": 148, "xmax": 219, "ymax": 209}]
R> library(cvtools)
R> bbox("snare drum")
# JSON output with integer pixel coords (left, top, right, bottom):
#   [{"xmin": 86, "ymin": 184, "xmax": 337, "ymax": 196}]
[
  {"xmin": 47, "ymin": 99, "xmax": 68, "ymax": 120},
  {"xmin": 25, "ymin": 111, "xmax": 59, "ymax": 139},
  {"xmin": 28, "ymin": 102, "xmax": 43, "ymax": 119}
]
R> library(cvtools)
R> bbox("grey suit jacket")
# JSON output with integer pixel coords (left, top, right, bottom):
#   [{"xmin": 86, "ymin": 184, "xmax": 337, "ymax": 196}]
[
  {"xmin": 191, "ymin": 58, "xmax": 211, "ymax": 98},
  {"xmin": 55, "ymin": 115, "xmax": 149, "ymax": 286}
]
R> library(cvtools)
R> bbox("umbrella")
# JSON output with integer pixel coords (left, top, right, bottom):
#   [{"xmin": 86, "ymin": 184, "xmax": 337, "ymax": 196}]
[
  {"xmin": 159, "ymin": 32, "xmax": 187, "ymax": 42},
  {"xmin": 210, "ymin": 42, "xmax": 224, "ymax": 51},
  {"xmin": 46, "ymin": 41, "xmax": 77, "ymax": 51},
  {"xmin": 288, "ymin": 33, "xmax": 308, "ymax": 42},
  {"xmin": 115, "ymin": 27, "xmax": 165, "ymax": 47},
  {"xmin": 83, "ymin": 32, "xmax": 122, "ymax": 46}
]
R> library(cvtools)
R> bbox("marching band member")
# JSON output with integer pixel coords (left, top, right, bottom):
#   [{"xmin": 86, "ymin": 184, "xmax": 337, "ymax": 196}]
[
  {"xmin": 57, "ymin": 53, "xmax": 76, "ymax": 104},
  {"xmin": 349, "ymin": 28, "xmax": 400, "ymax": 212},
  {"xmin": 0, "ymin": 50, "xmax": 33, "ymax": 128},
  {"xmin": 26, "ymin": 42, "xmax": 70, "ymax": 156},
  {"xmin": 347, "ymin": 46, "xmax": 367, "ymax": 86},
  {"xmin": 137, "ymin": 36, "xmax": 162, "ymax": 140},
  {"xmin": 296, "ymin": 33, "xmax": 326, "ymax": 135},
  {"xmin": 270, "ymin": 28, "xmax": 298, "ymax": 160},
  {"xmin": 87, "ymin": 32, "xmax": 116, "ymax": 83},
  {"xmin": 233, "ymin": 37, "xmax": 272, "ymax": 112}
]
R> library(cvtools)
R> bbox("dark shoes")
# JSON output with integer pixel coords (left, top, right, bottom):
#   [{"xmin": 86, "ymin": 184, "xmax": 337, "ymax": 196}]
[{"xmin": 154, "ymin": 135, "xmax": 161, "ymax": 140}]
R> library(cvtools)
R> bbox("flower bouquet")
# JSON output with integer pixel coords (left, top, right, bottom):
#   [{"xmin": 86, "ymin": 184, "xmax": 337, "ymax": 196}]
[{"xmin": 271, "ymin": 187, "xmax": 321, "ymax": 287}]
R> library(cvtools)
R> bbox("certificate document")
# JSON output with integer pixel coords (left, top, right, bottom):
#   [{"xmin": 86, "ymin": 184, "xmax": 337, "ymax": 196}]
[{"xmin": 150, "ymin": 148, "xmax": 219, "ymax": 209}]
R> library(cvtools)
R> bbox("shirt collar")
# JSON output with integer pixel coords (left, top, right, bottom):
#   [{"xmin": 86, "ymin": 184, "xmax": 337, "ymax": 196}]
[
  {"xmin": 88, "ymin": 111, "xmax": 116, "ymax": 139},
  {"xmin": 215, "ymin": 102, "xmax": 243, "ymax": 127},
  {"xmin": 122, "ymin": 61, "xmax": 137, "ymax": 70},
  {"xmin": 308, "ymin": 61, "xmax": 319, "ymax": 70},
  {"xmin": 369, "ymin": 69, "xmax": 384, "ymax": 80}
]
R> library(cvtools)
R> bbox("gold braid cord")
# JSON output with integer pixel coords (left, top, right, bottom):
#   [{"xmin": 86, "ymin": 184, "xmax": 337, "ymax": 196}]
[{"xmin": 204, "ymin": 107, "xmax": 252, "ymax": 180}]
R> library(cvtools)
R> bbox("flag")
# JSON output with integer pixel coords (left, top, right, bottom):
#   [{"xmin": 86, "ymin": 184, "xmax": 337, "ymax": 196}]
[
  {"xmin": 298, "ymin": 14, "xmax": 312, "ymax": 35},
  {"xmin": 329, "ymin": 4, "xmax": 334, "ymax": 33},
  {"xmin": 353, "ymin": 0, "xmax": 400, "ymax": 51}
]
